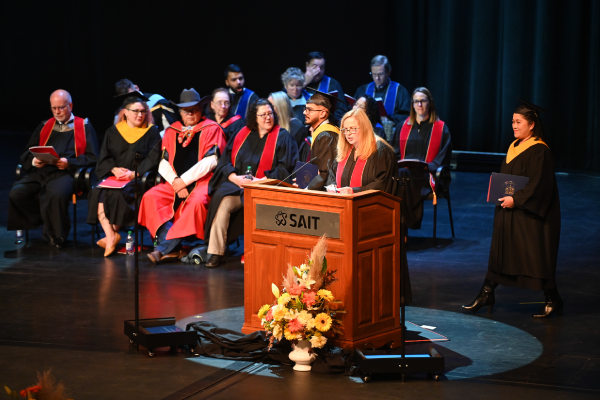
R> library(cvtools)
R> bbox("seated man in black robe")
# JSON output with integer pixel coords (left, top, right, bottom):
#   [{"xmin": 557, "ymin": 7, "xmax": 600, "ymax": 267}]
[
  {"xmin": 8, "ymin": 89, "xmax": 99, "ymax": 248},
  {"xmin": 354, "ymin": 55, "xmax": 410, "ymax": 126},
  {"xmin": 302, "ymin": 52, "xmax": 348, "ymax": 124},
  {"xmin": 304, "ymin": 90, "xmax": 341, "ymax": 191},
  {"xmin": 115, "ymin": 79, "xmax": 176, "ymax": 135},
  {"xmin": 224, "ymin": 64, "xmax": 259, "ymax": 120}
]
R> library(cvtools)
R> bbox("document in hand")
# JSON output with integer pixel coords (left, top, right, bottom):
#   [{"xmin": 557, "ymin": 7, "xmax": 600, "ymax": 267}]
[
  {"xmin": 375, "ymin": 98, "xmax": 388, "ymax": 117},
  {"xmin": 29, "ymin": 146, "xmax": 59, "ymax": 163},
  {"xmin": 97, "ymin": 176, "xmax": 132, "ymax": 189},
  {"xmin": 295, "ymin": 161, "xmax": 319, "ymax": 189},
  {"xmin": 487, "ymin": 172, "xmax": 529, "ymax": 205}
]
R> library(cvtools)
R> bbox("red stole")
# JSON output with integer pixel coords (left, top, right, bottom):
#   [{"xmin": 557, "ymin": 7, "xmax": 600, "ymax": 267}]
[
  {"xmin": 336, "ymin": 150, "xmax": 367, "ymax": 188},
  {"xmin": 163, "ymin": 120, "xmax": 220, "ymax": 170},
  {"xmin": 40, "ymin": 116, "xmax": 87, "ymax": 157},
  {"xmin": 220, "ymin": 114, "xmax": 242, "ymax": 129},
  {"xmin": 231, "ymin": 125, "xmax": 280, "ymax": 179},
  {"xmin": 399, "ymin": 119, "xmax": 444, "ymax": 195}
]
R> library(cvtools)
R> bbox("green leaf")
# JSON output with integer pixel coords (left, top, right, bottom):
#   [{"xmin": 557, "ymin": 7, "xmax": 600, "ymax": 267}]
[{"xmin": 322, "ymin": 257, "xmax": 328, "ymax": 273}]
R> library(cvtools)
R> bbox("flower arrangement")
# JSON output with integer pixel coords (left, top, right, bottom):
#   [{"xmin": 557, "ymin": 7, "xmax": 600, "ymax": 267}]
[
  {"xmin": 4, "ymin": 370, "xmax": 71, "ymax": 400},
  {"xmin": 258, "ymin": 235, "xmax": 345, "ymax": 349}
]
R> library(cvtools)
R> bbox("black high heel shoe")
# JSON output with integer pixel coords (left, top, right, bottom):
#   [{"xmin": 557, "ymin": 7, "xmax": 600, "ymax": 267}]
[
  {"xmin": 462, "ymin": 284, "xmax": 496, "ymax": 312},
  {"xmin": 533, "ymin": 292, "xmax": 563, "ymax": 318}
]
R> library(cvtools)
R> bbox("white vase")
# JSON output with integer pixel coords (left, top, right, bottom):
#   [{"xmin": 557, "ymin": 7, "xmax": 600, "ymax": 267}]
[{"xmin": 289, "ymin": 340, "xmax": 317, "ymax": 371}]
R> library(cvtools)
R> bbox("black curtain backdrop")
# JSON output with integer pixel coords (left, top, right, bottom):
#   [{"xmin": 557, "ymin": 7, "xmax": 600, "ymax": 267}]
[{"xmin": 1, "ymin": 1, "xmax": 598, "ymax": 172}]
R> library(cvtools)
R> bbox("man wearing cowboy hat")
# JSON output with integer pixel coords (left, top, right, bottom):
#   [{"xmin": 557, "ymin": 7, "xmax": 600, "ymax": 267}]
[{"xmin": 139, "ymin": 88, "xmax": 227, "ymax": 264}]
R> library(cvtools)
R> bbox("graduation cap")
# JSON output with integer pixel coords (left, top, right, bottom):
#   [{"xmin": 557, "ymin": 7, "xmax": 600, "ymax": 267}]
[
  {"xmin": 516, "ymin": 98, "xmax": 546, "ymax": 117},
  {"xmin": 114, "ymin": 90, "xmax": 150, "ymax": 108},
  {"xmin": 306, "ymin": 87, "xmax": 340, "ymax": 113}
]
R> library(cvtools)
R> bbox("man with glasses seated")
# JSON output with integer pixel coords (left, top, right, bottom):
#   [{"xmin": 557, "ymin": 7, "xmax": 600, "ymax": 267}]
[
  {"xmin": 353, "ymin": 55, "xmax": 410, "ymax": 126},
  {"xmin": 139, "ymin": 89, "xmax": 227, "ymax": 264},
  {"xmin": 205, "ymin": 88, "xmax": 245, "ymax": 141},
  {"xmin": 224, "ymin": 64, "xmax": 259, "ymax": 120},
  {"xmin": 302, "ymin": 52, "xmax": 348, "ymax": 124},
  {"xmin": 8, "ymin": 89, "xmax": 99, "ymax": 248},
  {"xmin": 303, "ymin": 89, "xmax": 341, "ymax": 190}
]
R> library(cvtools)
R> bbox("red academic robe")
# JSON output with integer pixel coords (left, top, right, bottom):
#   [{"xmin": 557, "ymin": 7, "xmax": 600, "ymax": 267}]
[{"xmin": 138, "ymin": 120, "xmax": 226, "ymax": 240}]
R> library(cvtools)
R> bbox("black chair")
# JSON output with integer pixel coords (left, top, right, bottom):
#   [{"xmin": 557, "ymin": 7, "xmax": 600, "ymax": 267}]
[
  {"xmin": 15, "ymin": 164, "xmax": 95, "ymax": 245},
  {"xmin": 397, "ymin": 160, "xmax": 455, "ymax": 246}
]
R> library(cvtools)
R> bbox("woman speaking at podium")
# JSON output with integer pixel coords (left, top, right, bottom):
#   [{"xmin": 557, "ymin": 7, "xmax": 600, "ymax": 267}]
[
  {"xmin": 462, "ymin": 100, "xmax": 562, "ymax": 318},
  {"xmin": 324, "ymin": 108, "xmax": 397, "ymax": 195},
  {"xmin": 204, "ymin": 99, "xmax": 298, "ymax": 268}
]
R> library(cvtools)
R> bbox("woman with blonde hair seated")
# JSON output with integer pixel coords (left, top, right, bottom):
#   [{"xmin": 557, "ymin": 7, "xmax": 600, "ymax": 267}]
[
  {"xmin": 324, "ymin": 108, "xmax": 397, "ymax": 194},
  {"xmin": 268, "ymin": 91, "xmax": 309, "ymax": 149}
]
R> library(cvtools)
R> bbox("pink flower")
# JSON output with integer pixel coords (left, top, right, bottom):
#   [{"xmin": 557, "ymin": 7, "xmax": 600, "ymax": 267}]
[
  {"xmin": 289, "ymin": 283, "xmax": 305, "ymax": 296},
  {"xmin": 288, "ymin": 318, "xmax": 303, "ymax": 333},
  {"xmin": 265, "ymin": 308, "xmax": 273, "ymax": 321},
  {"xmin": 302, "ymin": 291, "xmax": 316, "ymax": 307}
]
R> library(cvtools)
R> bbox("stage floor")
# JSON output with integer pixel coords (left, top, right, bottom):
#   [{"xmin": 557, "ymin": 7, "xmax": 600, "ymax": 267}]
[{"xmin": 1, "ymin": 131, "xmax": 599, "ymax": 399}]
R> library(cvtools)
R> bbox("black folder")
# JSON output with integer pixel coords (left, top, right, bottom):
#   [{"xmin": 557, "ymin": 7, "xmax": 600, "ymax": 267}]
[
  {"xmin": 487, "ymin": 172, "xmax": 529, "ymax": 205},
  {"xmin": 295, "ymin": 161, "xmax": 319, "ymax": 189}
]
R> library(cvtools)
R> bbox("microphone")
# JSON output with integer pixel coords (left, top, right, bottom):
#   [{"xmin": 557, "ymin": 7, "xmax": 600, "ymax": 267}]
[{"xmin": 275, "ymin": 156, "xmax": 318, "ymax": 186}]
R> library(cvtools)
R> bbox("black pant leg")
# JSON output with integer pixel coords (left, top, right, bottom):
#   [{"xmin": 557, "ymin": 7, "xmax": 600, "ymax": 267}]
[
  {"xmin": 39, "ymin": 174, "xmax": 73, "ymax": 240},
  {"xmin": 7, "ymin": 179, "xmax": 43, "ymax": 230}
]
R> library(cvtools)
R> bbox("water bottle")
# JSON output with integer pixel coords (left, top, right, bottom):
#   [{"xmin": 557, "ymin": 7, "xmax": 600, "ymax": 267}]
[
  {"xmin": 153, "ymin": 236, "xmax": 158, "ymax": 251},
  {"xmin": 244, "ymin": 166, "xmax": 253, "ymax": 180},
  {"xmin": 126, "ymin": 231, "xmax": 135, "ymax": 256},
  {"xmin": 15, "ymin": 230, "xmax": 24, "ymax": 245}
]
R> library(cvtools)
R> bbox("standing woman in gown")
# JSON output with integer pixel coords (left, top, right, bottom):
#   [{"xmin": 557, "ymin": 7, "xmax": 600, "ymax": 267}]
[
  {"xmin": 324, "ymin": 108, "xmax": 397, "ymax": 194},
  {"xmin": 281, "ymin": 67, "xmax": 307, "ymax": 122},
  {"xmin": 87, "ymin": 93, "xmax": 161, "ymax": 256},
  {"xmin": 462, "ymin": 100, "xmax": 562, "ymax": 318},
  {"xmin": 352, "ymin": 94, "xmax": 385, "ymax": 139}
]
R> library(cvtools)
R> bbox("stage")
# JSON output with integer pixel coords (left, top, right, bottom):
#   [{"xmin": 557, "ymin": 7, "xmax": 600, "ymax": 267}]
[{"xmin": 1, "ymin": 132, "xmax": 599, "ymax": 399}]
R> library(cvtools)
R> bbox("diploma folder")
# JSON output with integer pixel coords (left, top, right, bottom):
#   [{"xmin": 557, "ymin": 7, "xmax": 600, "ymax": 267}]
[
  {"xmin": 97, "ymin": 176, "xmax": 132, "ymax": 189},
  {"xmin": 294, "ymin": 161, "xmax": 319, "ymax": 189},
  {"xmin": 29, "ymin": 146, "xmax": 59, "ymax": 163},
  {"xmin": 487, "ymin": 172, "xmax": 529, "ymax": 205}
]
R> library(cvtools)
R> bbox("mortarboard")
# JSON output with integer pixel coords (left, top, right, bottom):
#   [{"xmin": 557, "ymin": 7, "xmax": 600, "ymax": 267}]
[{"xmin": 114, "ymin": 90, "xmax": 150, "ymax": 108}]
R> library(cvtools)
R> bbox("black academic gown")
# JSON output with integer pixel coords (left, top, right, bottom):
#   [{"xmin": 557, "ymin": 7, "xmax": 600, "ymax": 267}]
[
  {"xmin": 289, "ymin": 118, "xmax": 310, "ymax": 149},
  {"xmin": 486, "ymin": 142, "xmax": 561, "ymax": 291},
  {"xmin": 396, "ymin": 119, "xmax": 452, "ymax": 230},
  {"xmin": 8, "ymin": 120, "xmax": 98, "ymax": 240},
  {"xmin": 206, "ymin": 111, "xmax": 246, "ymax": 142},
  {"xmin": 86, "ymin": 125, "xmax": 161, "ymax": 226},
  {"xmin": 306, "ymin": 124, "xmax": 339, "ymax": 191},
  {"xmin": 204, "ymin": 127, "xmax": 299, "ymax": 240},
  {"xmin": 354, "ymin": 82, "xmax": 411, "ymax": 125}
]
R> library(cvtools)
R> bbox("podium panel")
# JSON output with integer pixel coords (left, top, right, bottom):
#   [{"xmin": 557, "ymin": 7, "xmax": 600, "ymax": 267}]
[{"xmin": 242, "ymin": 180, "xmax": 403, "ymax": 349}]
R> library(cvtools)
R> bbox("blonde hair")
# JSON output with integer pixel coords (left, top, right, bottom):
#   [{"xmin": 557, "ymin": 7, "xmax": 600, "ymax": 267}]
[
  {"xmin": 268, "ymin": 91, "xmax": 294, "ymax": 132},
  {"xmin": 337, "ymin": 108, "xmax": 377, "ymax": 162},
  {"xmin": 117, "ymin": 101, "xmax": 154, "ymax": 127}
]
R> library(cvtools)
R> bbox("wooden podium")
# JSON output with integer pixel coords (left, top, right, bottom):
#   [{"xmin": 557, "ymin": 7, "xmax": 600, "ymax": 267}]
[{"xmin": 241, "ymin": 180, "xmax": 403, "ymax": 349}]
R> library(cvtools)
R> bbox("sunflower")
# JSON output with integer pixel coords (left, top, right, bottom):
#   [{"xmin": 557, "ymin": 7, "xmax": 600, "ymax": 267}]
[
  {"xmin": 314, "ymin": 313, "xmax": 332, "ymax": 332},
  {"xmin": 258, "ymin": 304, "xmax": 270, "ymax": 319},
  {"xmin": 317, "ymin": 289, "xmax": 334, "ymax": 301}
]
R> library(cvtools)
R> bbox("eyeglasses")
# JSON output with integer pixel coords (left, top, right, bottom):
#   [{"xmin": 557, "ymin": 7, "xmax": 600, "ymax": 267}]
[
  {"xmin": 370, "ymin": 72, "xmax": 386, "ymax": 78},
  {"xmin": 257, "ymin": 112, "xmax": 274, "ymax": 119},
  {"xmin": 181, "ymin": 108, "xmax": 200, "ymax": 115},
  {"xmin": 304, "ymin": 107, "xmax": 326, "ymax": 114},
  {"xmin": 214, "ymin": 101, "xmax": 231, "ymax": 107},
  {"xmin": 126, "ymin": 108, "xmax": 148, "ymax": 115},
  {"xmin": 50, "ymin": 104, "xmax": 70, "ymax": 112},
  {"xmin": 412, "ymin": 99, "xmax": 429, "ymax": 105},
  {"xmin": 341, "ymin": 127, "xmax": 359, "ymax": 134}
]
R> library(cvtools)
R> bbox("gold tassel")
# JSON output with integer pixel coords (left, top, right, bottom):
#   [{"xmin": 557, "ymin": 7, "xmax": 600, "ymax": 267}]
[{"xmin": 433, "ymin": 191, "xmax": 437, "ymax": 205}]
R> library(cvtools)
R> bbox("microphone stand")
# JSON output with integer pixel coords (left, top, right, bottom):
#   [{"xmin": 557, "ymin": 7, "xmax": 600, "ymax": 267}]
[{"xmin": 133, "ymin": 152, "xmax": 141, "ymax": 351}]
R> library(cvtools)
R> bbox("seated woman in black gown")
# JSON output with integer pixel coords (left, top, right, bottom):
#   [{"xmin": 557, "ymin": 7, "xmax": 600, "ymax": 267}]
[
  {"xmin": 462, "ymin": 100, "xmax": 562, "ymax": 318},
  {"xmin": 205, "ymin": 88, "xmax": 245, "ymax": 141},
  {"xmin": 204, "ymin": 98, "xmax": 299, "ymax": 267},
  {"xmin": 268, "ymin": 91, "xmax": 309, "ymax": 150},
  {"xmin": 87, "ymin": 93, "xmax": 161, "ymax": 256},
  {"xmin": 324, "ymin": 108, "xmax": 397, "ymax": 194},
  {"xmin": 352, "ymin": 94, "xmax": 385, "ymax": 139}
]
